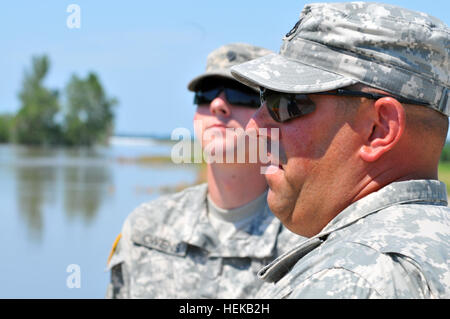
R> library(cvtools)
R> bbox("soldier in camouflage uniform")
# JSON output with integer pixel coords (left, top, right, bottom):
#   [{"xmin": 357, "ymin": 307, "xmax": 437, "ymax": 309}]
[
  {"xmin": 231, "ymin": 2, "xmax": 450, "ymax": 298},
  {"xmin": 106, "ymin": 43, "xmax": 302, "ymax": 298}
]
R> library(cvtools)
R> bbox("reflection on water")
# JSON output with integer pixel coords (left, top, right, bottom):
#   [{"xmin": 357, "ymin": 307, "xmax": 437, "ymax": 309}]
[
  {"xmin": 63, "ymin": 165, "xmax": 111, "ymax": 224},
  {"xmin": 13, "ymin": 147, "xmax": 112, "ymax": 242},
  {"xmin": 16, "ymin": 166, "xmax": 56, "ymax": 241},
  {"xmin": 0, "ymin": 141, "xmax": 199, "ymax": 298}
]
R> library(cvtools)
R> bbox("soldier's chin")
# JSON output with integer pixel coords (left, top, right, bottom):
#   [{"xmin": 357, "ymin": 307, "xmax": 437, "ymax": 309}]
[
  {"xmin": 267, "ymin": 188, "xmax": 298, "ymax": 231},
  {"xmin": 266, "ymin": 189, "xmax": 288, "ymax": 219}
]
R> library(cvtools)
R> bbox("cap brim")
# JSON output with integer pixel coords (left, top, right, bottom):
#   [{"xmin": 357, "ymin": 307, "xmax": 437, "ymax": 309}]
[
  {"xmin": 230, "ymin": 53, "xmax": 358, "ymax": 94},
  {"xmin": 188, "ymin": 69, "xmax": 260, "ymax": 92},
  {"xmin": 187, "ymin": 70, "xmax": 233, "ymax": 92}
]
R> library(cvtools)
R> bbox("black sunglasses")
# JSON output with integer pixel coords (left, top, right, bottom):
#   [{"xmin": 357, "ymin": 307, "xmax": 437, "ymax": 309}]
[
  {"xmin": 194, "ymin": 82, "xmax": 260, "ymax": 108},
  {"xmin": 260, "ymin": 88, "xmax": 429, "ymax": 123}
]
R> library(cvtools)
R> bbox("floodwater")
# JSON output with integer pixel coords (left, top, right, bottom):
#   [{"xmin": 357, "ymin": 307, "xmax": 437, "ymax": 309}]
[{"xmin": 0, "ymin": 138, "xmax": 200, "ymax": 298}]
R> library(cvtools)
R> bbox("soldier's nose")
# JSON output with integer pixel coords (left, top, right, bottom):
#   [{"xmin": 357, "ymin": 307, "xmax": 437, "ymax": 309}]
[
  {"xmin": 246, "ymin": 103, "xmax": 276, "ymax": 132},
  {"xmin": 210, "ymin": 92, "xmax": 231, "ymax": 117}
]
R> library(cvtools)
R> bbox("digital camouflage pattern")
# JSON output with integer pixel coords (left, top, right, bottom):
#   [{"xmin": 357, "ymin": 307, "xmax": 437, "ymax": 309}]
[
  {"xmin": 188, "ymin": 43, "xmax": 273, "ymax": 92},
  {"xmin": 256, "ymin": 180, "xmax": 450, "ymax": 298},
  {"xmin": 231, "ymin": 2, "xmax": 450, "ymax": 116},
  {"xmin": 106, "ymin": 183, "xmax": 303, "ymax": 298}
]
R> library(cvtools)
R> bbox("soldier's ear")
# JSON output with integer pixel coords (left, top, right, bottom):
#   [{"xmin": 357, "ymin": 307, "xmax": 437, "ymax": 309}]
[{"xmin": 359, "ymin": 97, "xmax": 405, "ymax": 162}]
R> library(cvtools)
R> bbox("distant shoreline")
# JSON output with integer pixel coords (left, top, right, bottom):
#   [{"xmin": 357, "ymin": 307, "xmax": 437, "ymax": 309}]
[{"xmin": 113, "ymin": 133, "xmax": 177, "ymax": 142}]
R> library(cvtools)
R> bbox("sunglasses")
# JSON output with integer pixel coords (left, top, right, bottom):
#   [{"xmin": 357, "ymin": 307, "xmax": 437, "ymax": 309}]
[
  {"xmin": 194, "ymin": 81, "xmax": 260, "ymax": 108},
  {"xmin": 260, "ymin": 87, "xmax": 430, "ymax": 123}
]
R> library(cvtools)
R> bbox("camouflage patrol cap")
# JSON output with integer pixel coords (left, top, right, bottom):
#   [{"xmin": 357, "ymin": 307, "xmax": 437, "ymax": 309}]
[
  {"xmin": 231, "ymin": 2, "xmax": 450, "ymax": 116},
  {"xmin": 187, "ymin": 43, "xmax": 273, "ymax": 92}
]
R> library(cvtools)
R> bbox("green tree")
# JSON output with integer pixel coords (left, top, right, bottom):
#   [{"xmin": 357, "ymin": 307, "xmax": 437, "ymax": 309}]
[
  {"xmin": 440, "ymin": 143, "xmax": 450, "ymax": 163},
  {"xmin": 63, "ymin": 73, "xmax": 117, "ymax": 146},
  {"xmin": 14, "ymin": 55, "xmax": 62, "ymax": 145},
  {"xmin": 0, "ymin": 114, "xmax": 14, "ymax": 143}
]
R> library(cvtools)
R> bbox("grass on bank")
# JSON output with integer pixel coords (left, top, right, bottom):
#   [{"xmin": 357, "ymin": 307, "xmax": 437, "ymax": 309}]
[{"xmin": 438, "ymin": 163, "xmax": 450, "ymax": 193}]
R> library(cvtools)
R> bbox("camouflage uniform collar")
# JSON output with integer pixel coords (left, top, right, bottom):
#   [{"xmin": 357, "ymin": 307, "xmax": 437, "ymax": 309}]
[
  {"xmin": 188, "ymin": 192, "xmax": 282, "ymax": 259},
  {"xmin": 258, "ymin": 179, "xmax": 448, "ymax": 283}
]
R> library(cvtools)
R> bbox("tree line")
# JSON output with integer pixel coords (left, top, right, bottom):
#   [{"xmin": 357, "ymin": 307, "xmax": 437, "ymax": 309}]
[
  {"xmin": 0, "ymin": 55, "xmax": 117, "ymax": 146},
  {"xmin": 440, "ymin": 143, "xmax": 450, "ymax": 163}
]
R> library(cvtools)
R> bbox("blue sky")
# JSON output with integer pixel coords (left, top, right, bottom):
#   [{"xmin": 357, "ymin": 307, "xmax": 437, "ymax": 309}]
[{"xmin": 1, "ymin": 0, "xmax": 449, "ymax": 136}]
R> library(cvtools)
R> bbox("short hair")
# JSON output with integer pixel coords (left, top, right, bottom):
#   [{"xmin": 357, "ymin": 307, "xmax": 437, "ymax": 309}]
[{"xmin": 341, "ymin": 83, "xmax": 449, "ymax": 150}]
